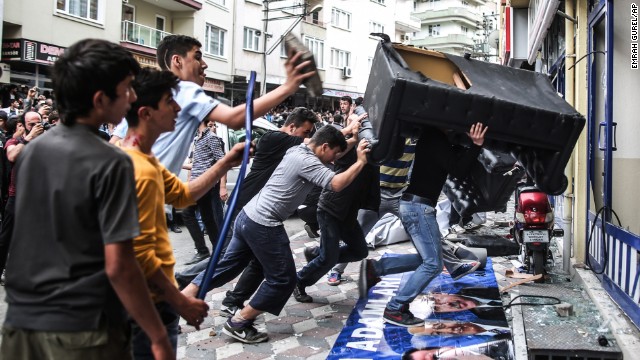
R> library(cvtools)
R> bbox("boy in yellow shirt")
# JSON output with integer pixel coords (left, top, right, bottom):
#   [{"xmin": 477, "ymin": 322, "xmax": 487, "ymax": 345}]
[{"xmin": 121, "ymin": 68, "xmax": 245, "ymax": 358}]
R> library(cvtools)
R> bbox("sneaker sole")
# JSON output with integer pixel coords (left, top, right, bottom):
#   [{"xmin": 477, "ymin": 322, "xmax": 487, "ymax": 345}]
[
  {"xmin": 382, "ymin": 316, "xmax": 425, "ymax": 327},
  {"xmin": 327, "ymin": 280, "xmax": 341, "ymax": 286},
  {"xmin": 452, "ymin": 262, "xmax": 481, "ymax": 281},
  {"xmin": 222, "ymin": 327, "xmax": 269, "ymax": 344},
  {"xmin": 358, "ymin": 260, "xmax": 369, "ymax": 299}
]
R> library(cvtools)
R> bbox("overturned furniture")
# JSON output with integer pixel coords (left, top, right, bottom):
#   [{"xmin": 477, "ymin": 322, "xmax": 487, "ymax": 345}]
[{"xmin": 364, "ymin": 40, "xmax": 585, "ymax": 197}]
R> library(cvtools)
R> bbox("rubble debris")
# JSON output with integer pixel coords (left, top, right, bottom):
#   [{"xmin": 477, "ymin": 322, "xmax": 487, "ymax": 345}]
[{"xmin": 555, "ymin": 302, "xmax": 574, "ymax": 317}]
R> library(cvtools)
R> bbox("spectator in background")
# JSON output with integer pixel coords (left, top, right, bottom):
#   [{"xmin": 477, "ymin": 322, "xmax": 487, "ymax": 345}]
[
  {"xmin": 182, "ymin": 118, "xmax": 228, "ymax": 265},
  {"xmin": 48, "ymin": 110, "xmax": 60, "ymax": 126},
  {"xmin": 1, "ymin": 99, "xmax": 20, "ymax": 117},
  {"xmin": 0, "ymin": 114, "xmax": 27, "ymax": 280}
]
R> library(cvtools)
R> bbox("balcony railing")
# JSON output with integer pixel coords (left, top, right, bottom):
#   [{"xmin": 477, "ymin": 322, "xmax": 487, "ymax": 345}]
[
  {"xmin": 121, "ymin": 21, "xmax": 172, "ymax": 49},
  {"xmin": 411, "ymin": 33, "xmax": 476, "ymax": 48},
  {"xmin": 413, "ymin": 7, "xmax": 479, "ymax": 25},
  {"xmin": 395, "ymin": 15, "xmax": 421, "ymax": 33}
]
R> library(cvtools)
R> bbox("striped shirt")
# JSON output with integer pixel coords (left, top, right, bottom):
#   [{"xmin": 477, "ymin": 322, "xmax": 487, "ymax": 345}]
[
  {"xmin": 379, "ymin": 138, "xmax": 416, "ymax": 189},
  {"xmin": 189, "ymin": 128, "xmax": 225, "ymax": 180}
]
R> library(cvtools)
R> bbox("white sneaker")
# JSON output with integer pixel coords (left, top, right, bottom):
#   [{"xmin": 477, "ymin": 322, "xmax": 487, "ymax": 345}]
[{"xmin": 450, "ymin": 224, "xmax": 466, "ymax": 234}]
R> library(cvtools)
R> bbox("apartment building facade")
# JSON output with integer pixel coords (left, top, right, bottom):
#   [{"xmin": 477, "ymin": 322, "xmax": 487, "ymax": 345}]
[
  {"xmin": 1, "ymin": 0, "xmax": 426, "ymax": 109},
  {"xmin": 411, "ymin": 0, "xmax": 499, "ymax": 60}
]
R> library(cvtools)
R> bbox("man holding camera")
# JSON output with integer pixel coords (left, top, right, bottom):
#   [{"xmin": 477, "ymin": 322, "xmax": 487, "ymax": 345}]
[{"xmin": 0, "ymin": 111, "xmax": 44, "ymax": 278}]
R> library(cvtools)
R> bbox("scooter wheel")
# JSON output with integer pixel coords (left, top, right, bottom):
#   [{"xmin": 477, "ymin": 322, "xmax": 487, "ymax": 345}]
[{"xmin": 532, "ymin": 251, "xmax": 545, "ymax": 282}]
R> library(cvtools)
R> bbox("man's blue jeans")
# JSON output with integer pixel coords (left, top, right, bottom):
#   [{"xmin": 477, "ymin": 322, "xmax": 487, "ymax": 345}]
[
  {"xmin": 375, "ymin": 199, "xmax": 443, "ymax": 311},
  {"xmin": 192, "ymin": 210, "xmax": 296, "ymax": 315}
]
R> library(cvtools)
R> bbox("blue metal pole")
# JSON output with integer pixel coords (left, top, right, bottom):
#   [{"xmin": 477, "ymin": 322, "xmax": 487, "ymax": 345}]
[{"xmin": 197, "ymin": 71, "xmax": 256, "ymax": 300}]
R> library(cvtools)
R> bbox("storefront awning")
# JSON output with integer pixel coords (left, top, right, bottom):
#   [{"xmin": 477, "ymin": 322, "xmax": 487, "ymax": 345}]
[{"xmin": 322, "ymin": 88, "xmax": 364, "ymax": 99}]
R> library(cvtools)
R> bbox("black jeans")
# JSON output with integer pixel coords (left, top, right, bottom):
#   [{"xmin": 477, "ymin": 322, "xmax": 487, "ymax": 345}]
[
  {"xmin": 297, "ymin": 208, "xmax": 369, "ymax": 287},
  {"xmin": 0, "ymin": 196, "xmax": 15, "ymax": 274},
  {"xmin": 183, "ymin": 186, "xmax": 224, "ymax": 254}
]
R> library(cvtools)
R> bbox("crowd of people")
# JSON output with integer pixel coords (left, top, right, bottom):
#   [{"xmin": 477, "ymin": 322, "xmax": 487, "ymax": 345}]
[{"xmin": 0, "ymin": 33, "xmax": 488, "ymax": 359}]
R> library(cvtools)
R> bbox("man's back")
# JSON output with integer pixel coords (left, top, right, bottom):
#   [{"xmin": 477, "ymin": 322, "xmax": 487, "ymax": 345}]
[
  {"xmin": 238, "ymin": 130, "xmax": 304, "ymax": 208},
  {"xmin": 5, "ymin": 124, "xmax": 140, "ymax": 331}
]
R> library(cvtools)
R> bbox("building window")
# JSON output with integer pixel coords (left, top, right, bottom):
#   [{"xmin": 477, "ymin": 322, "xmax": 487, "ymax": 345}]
[
  {"xmin": 304, "ymin": 36, "xmax": 324, "ymax": 69},
  {"xmin": 371, "ymin": 0, "xmax": 385, "ymax": 4},
  {"xmin": 330, "ymin": 48, "xmax": 351, "ymax": 68},
  {"xmin": 428, "ymin": 24, "xmax": 441, "ymax": 36},
  {"xmin": 210, "ymin": 0, "xmax": 226, "ymax": 5},
  {"xmin": 331, "ymin": 8, "xmax": 351, "ymax": 30},
  {"xmin": 243, "ymin": 27, "xmax": 260, "ymax": 52},
  {"xmin": 205, "ymin": 24, "xmax": 225, "ymax": 57},
  {"xmin": 369, "ymin": 21, "xmax": 385, "ymax": 34},
  {"xmin": 461, "ymin": 26, "xmax": 469, "ymax": 33},
  {"xmin": 56, "ymin": 0, "xmax": 100, "ymax": 21}
]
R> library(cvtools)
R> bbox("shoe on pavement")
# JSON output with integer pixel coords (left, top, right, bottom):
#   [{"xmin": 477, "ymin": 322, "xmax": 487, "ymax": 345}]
[
  {"xmin": 358, "ymin": 259, "xmax": 381, "ymax": 299},
  {"xmin": 185, "ymin": 252, "xmax": 209, "ymax": 266},
  {"xmin": 303, "ymin": 246, "xmax": 319, "ymax": 263},
  {"xmin": 222, "ymin": 319, "xmax": 268, "ymax": 344},
  {"xmin": 293, "ymin": 284, "xmax": 313, "ymax": 303},
  {"xmin": 169, "ymin": 223, "xmax": 182, "ymax": 233},
  {"xmin": 450, "ymin": 224, "xmax": 465, "ymax": 234},
  {"xmin": 449, "ymin": 261, "xmax": 480, "ymax": 281},
  {"xmin": 327, "ymin": 272, "xmax": 342, "ymax": 286},
  {"xmin": 383, "ymin": 304, "xmax": 424, "ymax": 327},
  {"xmin": 219, "ymin": 304, "xmax": 240, "ymax": 318},
  {"xmin": 304, "ymin": 224, "xmax": 320, "ymax": 238}
]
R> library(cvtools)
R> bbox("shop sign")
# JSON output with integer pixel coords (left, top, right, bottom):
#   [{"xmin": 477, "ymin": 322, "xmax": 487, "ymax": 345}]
[
  {"xmin": 322, "ymin": 88, "xmax": 364, "ymax": 99},
  {"xmin": 1, "ymin": 40, "xmax": 22, "ymax": 61},
  {"xmin": 132, "ymin": 53, "xmax": 159, "ymax": 69},
  {"xmin": 203, "ymin": 78, "xmax": 225, "ymax": 93},
  {"xmin": 1, "ymin": 39, "xmax": 66, "ymax": 65}
]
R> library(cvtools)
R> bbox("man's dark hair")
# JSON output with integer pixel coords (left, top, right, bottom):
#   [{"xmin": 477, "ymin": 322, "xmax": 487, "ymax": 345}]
[
  {"xmin": 340, "ymin": 96, "xmax": 352, "ymax": 105},
  {"xmin": 157, "ymin": 35, "xmax": 202, "ymax": 71},
  {"xmin": 5, "ymin": 115, "xmax": 19, "ymax": 135},
  {"xmin": 0, "ymin": 110, "xmax": 7, "ymax": 121},
  {"xmin": 310, "ymin": 124, "xmax": 347, "ymax": 152},
  {"xmin": 333, "ymin": 114, "xmax": 344, "ymax": 125},
  {"xmin": 53, "ymin": 39, "xmax": 140, "ymax": 126},
  {"xmin": 48, "ymin": 110, "xmax": 60, "ymax": 122},
  {"xmin": 284, "ymin": 107, "xmax": 317, "ymax": 127},
  {"xmin": 126, "ymin": 68, "xmax": 179, "ymax": 127},
  {"xmin": 355, "ymin": 97, "xmax": 364, "ymax": 106}
]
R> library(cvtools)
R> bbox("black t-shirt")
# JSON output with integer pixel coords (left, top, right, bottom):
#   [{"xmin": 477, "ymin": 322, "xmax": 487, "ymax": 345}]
[
  {"xmin": 318, "ymin": 148, "xmax": 380, "ymax": 223},
  {"xmin": 405, "ymin": 127, "xmax": 481, "ymax": 203},
  {"xmin": 4, "ymin": 124, "xmax": 140, "ymax": 331},
  {"xmin": 237, "ymin": 130, "xmax": 305, "ymax": 208}
]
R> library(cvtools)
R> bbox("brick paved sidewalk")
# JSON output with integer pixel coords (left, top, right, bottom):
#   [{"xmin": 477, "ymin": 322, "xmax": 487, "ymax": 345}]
[{"xmin": 176, "ymin": 228, "xmax": 419, "ymax": 360}]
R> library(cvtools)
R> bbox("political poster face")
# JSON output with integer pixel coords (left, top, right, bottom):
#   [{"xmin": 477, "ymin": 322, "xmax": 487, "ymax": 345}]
[{"xmin": 328, "ymin": 257, "xmax": 514, "ymax": 360}]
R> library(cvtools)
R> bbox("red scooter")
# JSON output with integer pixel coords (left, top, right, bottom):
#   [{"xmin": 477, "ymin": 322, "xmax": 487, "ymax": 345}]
[{"xmin": 507, "ymin": 166, "xmax": 564, "ymax": 281}]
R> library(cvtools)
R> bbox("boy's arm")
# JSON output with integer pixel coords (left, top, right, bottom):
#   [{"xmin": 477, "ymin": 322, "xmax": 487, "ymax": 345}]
[
  {"xmin": 147, "ymin": 269, "xmax": 209, "ymax": 329},
  {"xmin": 330, "ymin": 139, "xmax": 370, "ymax": 192},
  {"xmin": 206, "ymin": 51, "xmax": 315, "ymax": 129},
  {"xmin": 105, "ymin": 241, "xmax": 174, "ymax": 360}
]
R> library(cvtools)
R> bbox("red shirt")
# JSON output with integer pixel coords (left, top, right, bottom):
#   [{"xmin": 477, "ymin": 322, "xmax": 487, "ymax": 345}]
[{"xmin": 5, "ymin": 137, "xmax": 19, "ymax": 197}]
